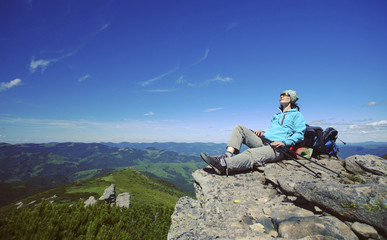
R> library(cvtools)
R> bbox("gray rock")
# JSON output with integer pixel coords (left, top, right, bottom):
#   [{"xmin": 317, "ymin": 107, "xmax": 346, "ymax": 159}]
[
  {"xmin": 278, "ymin": 215, "xmax": 358, "ymax": 240},
  {"xmin": 294, "ymin": 182, "xmax": 387, "ymax": 234},
  {"xmin": 344, "ymin": 155, "xmax": 387, "ymax": 185},
  {"xmin": 168, "ymin": 155, "xmax": 387, "ymax": 239},
  {"xmin": 168, "ymin": 196, "xmax": 202, "ymax": 240},
  {"xmin": 84, "ymin": 196, "xmax": 97, "ymax": 207},
  {"xmin": 116, "ymin": 192, "xmax": 130, "ymax": 208},
  {"xmin": 351, "ymin": 222, "xmax": 379, "ymax": 239},
  {"xmin": 99, "ymin": 184, "xmax": 116, "ymax": 204},
  {"xmin": 345, "ymin": 155, "xmax": 387, "ymax": 176},
  {"xmin": 168, "ymin": 168, "xmax": 278, "ymax": 239}
]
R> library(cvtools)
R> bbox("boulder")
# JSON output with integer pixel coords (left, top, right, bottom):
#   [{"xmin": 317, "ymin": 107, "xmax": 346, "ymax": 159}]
[
  {"xmin": 84, "ymin": 196, "xmax": 97, "ymax": 207},
  {"xmin": 99, "ymin": 184, "xmax": 116, "ymax": 204},
  {"xmin": 344, "ymin": 155, "xmax": 387, "ymax": 185},
  {"xmin": 116, "ymin": 192, "xmax": 130, "ymax": 208},
  {"xmin": 345, "ymin": 155, "xmax": 387, "ymax": 176},
  {"xmin": 294, "ymin": 182, "xmax": 387, "ymax": 234},
  {"xmin": 278, "ymin": 216, "xmax": 358, "ymax": 240},
  {"xmin": 351, "ymin": 222, "xmax": 379, "ymax": 239}
]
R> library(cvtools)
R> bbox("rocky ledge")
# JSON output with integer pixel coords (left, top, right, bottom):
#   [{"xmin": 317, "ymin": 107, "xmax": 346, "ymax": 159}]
[{"xmin": 168, "ymin": 155, "xmax": 386, "ymax": 240}]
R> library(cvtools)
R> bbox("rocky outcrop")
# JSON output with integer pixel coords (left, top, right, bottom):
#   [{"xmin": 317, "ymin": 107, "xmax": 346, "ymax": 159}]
[
  {"xmin": 84, "ymin": 196, "xmax": 97, "ymax": 207},
  {"xmin": 84, "ymin": 184, "xmax": 130, "ymax": 208},
  {"xmin": 116, "ymin": 192, "xmax": 130, "ymax": 208},
  {"xmin": 168, "ymin": 155, "xmax": 387, "ymax": 239},
  {"xmin": 99, "ymin": 184, "xmax": 116, "ymax": 204}
]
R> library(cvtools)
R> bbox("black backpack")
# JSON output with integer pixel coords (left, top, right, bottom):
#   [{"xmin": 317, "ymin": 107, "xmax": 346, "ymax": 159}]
[{"xmin": 301, "ymin": 126, "xmax": 343, "ymax": 159}]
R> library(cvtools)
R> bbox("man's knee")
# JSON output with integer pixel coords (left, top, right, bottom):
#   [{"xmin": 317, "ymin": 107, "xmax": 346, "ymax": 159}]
[
  {"xmin": 234, "ymin": 124, "xmax": 243, "ymax": 130},
  {"xmin": 234, "ymin": 124, "xmax": 249, "ymax": 132}
]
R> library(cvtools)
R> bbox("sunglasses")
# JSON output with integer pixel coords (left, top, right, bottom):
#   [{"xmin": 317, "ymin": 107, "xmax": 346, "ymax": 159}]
[{"xmin": 280, "ymin": 93, "xmax": 290, "ymax": 97}]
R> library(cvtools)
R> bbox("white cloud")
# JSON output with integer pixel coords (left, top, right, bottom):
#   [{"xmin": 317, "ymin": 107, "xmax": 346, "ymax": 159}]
[
  {"xmin": 0, "ymin": 79, "xmax": 22, "ymax": 92},
  {"xmin": 144, "ymin": 89, "xmax": 176, "ymax": 93},
  {"xmin": 365, "ymin": 100, "xmax": 387, "ymax": 107},
  {"xmin": 206, "ymin": 74, "xmax": 232, "ymax": 85},
  {"xmin": 176, "ymin": 76, "xmax": 185, "ymax": 84},
  {"xmin": 205, "ymin": 108, "xmax": 223, "ymax": 112},
  {"xmin": 348, "ymin": 124, "xmax": 361, "ymax": 130},
  {"xmin": 144, "ymin": 112, "xmax": 154, "ymax": 116},
  {"xmin": 29, "ymin": 49, "xmax": 78, "ymax": 73},
  {"xmin": 29, "ymin": 58, "xmax": 54, "ymax": 73},
  {"xmin": 188, "ymin": 48, "xmax": 210, "ymax": 68},
  {"xmin": 78, "ymin": 74, "xmax": 91, "ymax": 82},
  {"xmin": 367, "ymin": 101, "xmax": 377, "ymax": 107},
  {"xmin": 199, "ymin": 48, "xmax": 210, "ymax": 63},
  {"xmin": 366, "ymin": 120, "xmax": 387, "ymax": 127},
  {"xmin": 0, "ymin": 116, "xmax": 221, "ymax": 143},
  {"xmin": 307, "ymin": 118, "xmax": 387, "ymax": 142},
  {"xmin": 218, "ymin": 128, "xmax": 232, "ymax": 132},
  {"xmin": 141, "ymin": 69, "xmax": 176, "ymax": 87}
]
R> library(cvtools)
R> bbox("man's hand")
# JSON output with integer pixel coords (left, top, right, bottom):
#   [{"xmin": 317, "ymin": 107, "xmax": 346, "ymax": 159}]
[
  {"xmin": 253, "ymin": 130, "xmax": 264, "ymax": 136},
  {"xmin": 270, "ymin": 141, "xmax": 285, "ymax": 148}
]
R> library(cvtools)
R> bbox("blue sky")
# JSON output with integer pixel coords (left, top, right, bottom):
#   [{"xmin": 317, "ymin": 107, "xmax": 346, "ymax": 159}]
[{"xmin": 0, "ymin": 0, "xmax": 386, "ymax": 143}]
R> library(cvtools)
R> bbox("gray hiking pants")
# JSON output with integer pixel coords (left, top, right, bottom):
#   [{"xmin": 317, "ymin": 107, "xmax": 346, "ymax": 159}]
[{"xmin": 226, "ymin": 125, "xmax": 284, "ymax": 172}]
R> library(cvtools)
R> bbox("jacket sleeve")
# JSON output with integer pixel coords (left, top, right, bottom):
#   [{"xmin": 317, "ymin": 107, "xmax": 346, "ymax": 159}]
[{"xmin": 284, "ymin": 112, "xmax": 306, "ymax": 146}]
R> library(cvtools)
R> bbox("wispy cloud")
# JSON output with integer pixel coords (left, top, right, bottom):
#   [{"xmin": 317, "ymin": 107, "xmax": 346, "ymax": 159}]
[
  {"xmin": 29, "ymin": 49, "xmax": 78, "ymax": 73},
  {"xmin": 188, "ymin": 48, "xmax": 210, "ymax": 68},
  {"xmin": 346, "ymin": 120, "xmax": 387, "ymax": 135},
  {"xmin": 144, "ymin": 89, "xmax": 176, "ymax": 93},
  {"xmin": 0, "ymin": 117, "xmax": 100, "ymax": 129},
  {"xmin": 205, "ymin": 108, "xmax": 223, "ymax": 112},
  {"xmin": 29, "ymin": 58, "xmax": 54, "ymax": 73},
  {"xmin": 196, "ymin": 48, "xmax": 210, "ymax": 64},
  {"xmin": 0, "ymin": 79, "xmax": 22, "ymax": 92},
  {"xmin": 141, "ymin": 68, "xmax": 176, "ymax": 87},
  {"xmin": 0, "ymin": 116, "xmax": 210, "ymax": 143},
  {"xmin": 176, "ymin": 76, "xmax": 185, "ymax": 84},
  {"xmin": 176, "ymin": 76, "xmax": 196, "ymax": 87},
  {"xmin": 366, "ymin": 100, "xmax": 387, "ymax": 107},
  {"xmin": 206, "ymin": 74, "xmax": 233, "ymax": 85},
  {"xmin": 308, "ymin": 118, "xmax": 387, "ymax": 142},
  {"xmin": 78, "ymin": 74, "xmax": 91, "ymax": 82},
  {"xmin": 367, "ymin": 101, "xmax": 377, "ymax": 107},
  {"xmin": 365, "ymin": 120, "xmax": 387, "ymax": 127},
  {"xmin": 144, "ymin": 112, "xmax": 154, "ymax": 116}
]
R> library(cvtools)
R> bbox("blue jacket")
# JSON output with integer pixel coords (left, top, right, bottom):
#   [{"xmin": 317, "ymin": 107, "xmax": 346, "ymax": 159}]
[{"xmin": 263, "ymin": 108, "xmax": 306, "ymax": 146}]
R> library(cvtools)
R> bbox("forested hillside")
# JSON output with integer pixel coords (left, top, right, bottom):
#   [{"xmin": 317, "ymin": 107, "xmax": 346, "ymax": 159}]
[
  {"xmin": 0, "ymin": 142, "xmax": 203, "ymax": 207},
  {"xmin": 0, "ymin": 168, "xmax": 187, "ymax": 239}
]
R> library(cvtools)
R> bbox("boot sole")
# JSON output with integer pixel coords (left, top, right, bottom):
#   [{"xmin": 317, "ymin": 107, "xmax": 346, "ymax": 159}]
[{"xmin": 200, "ymin": 152, "xmax": 222, "ymax": 174}]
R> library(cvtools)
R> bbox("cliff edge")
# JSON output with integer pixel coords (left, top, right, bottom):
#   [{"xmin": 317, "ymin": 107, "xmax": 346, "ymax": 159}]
[{"xmin": 168, "ymin": 155, "xmax": 386, "ymax": 239}]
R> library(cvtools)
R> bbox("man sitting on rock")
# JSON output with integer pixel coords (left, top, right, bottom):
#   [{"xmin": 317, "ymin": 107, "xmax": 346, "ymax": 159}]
[{"xmin": 200, "ymin": 90, "xmax": 306, "ymax": 175}]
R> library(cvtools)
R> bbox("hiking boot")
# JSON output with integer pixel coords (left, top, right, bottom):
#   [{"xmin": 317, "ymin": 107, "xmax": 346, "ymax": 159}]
[{"xmin": 200, "ymin": 152, "xmax": 228, "ymax": 175}]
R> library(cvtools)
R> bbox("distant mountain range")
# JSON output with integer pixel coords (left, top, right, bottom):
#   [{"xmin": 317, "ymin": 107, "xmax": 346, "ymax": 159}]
[
  {"xmin": 0, "ymin": 141, "xmax": 386, "ymax": 208},
  {"xmin": 101, "ymin": 141, "xmax": 387, "ymax": 159},
  {"xmin": 101, "ymin": 142, "xmax": 226, "ymax": 156},
  {"xmin": 0, "ymin": 142, "xmax": 205, "ymax": 207}
]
